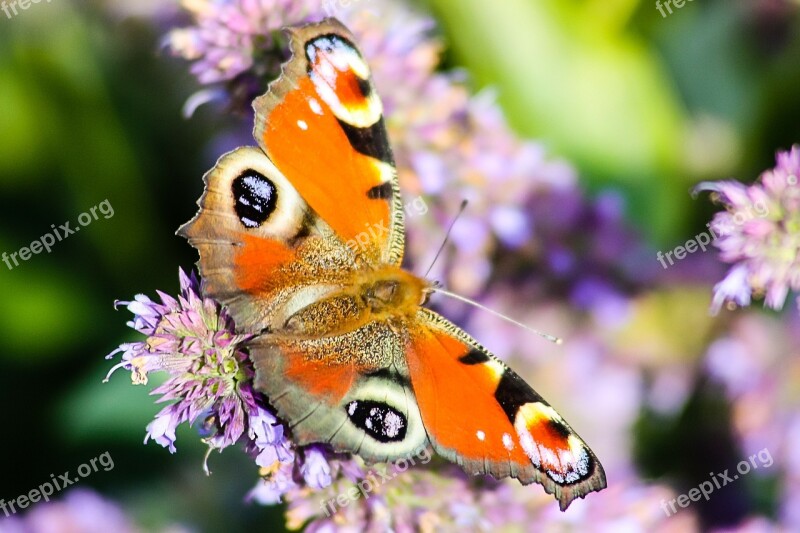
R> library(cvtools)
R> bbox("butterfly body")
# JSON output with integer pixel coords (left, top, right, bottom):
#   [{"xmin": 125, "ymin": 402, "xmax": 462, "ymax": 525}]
[
  {"xmin": 180, "ymin": 18, "xmax": 606, "ymax": 510},
  {"xmin": 281, "ymin": 266, "xmax": 429, "ymax": 336}
]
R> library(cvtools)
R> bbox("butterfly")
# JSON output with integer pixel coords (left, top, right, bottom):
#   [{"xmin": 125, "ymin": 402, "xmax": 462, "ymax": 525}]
[{"xmin": 179, "ymin": 18, "xmax": 606, "ymax": 510}]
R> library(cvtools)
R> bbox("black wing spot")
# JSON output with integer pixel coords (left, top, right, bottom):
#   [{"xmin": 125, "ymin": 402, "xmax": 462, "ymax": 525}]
[
  {"xmin": 346, "ymin": 400, "xmax": 407, "ymax": 443},
  {"xmin": 232, "ymin": 171, "xmax": 277, "ymax": 228},
  {"xmin": 458, "ymin": 349, "xmax": 491, "ymax": 365},
  {"xmin": 546, "ymin": 418, "xmax": 572, "ymax": 440},
  {"xmin": 340, "ymin": 117, "xmax": 395, "ymax": 166},
  {"xmin": 356, "ymin": 75, "xmax": 373, "ymax": 98},
  {"xmin": 366, "ymin": 181, "xmax": 393, "ymax": 200},
  {"xmin": 494, "ymin": 370, "xmax": 547, "ymax": 424}
]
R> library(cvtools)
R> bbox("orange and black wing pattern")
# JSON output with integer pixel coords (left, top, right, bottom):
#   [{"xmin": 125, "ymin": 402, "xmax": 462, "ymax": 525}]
[
  {"xmin": 178, "ymin": 147, "xmax": 352, "ymax": 332},
  {"xmin": 253, "ymin": 18, "xmax": 404, "ymax": 266},
  {"xmin": 407, "ymin": 309, "xmax": 607, "ymax": 510}
]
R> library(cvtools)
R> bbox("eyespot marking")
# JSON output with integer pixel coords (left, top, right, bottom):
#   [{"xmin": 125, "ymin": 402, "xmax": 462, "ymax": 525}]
[
  {"xmin": 232, "ymin": 170, "xmax": 277, "ymax": 228},
  {"xmin": 346, "ymin": 400, "xmax": 407, "ymax": 443}
]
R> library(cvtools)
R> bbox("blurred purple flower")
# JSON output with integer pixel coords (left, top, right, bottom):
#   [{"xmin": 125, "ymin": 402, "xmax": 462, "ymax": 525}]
[
  {"xmin": 286, "ymin": 465, "xmax": 693, "ymax": 531},
  {"xmin": 702, "ymin": 309, "xmax": 800, "ymax": 529},
  {"xmin": 697, "ymin": 145, "xmax": 800, "ymax": 313},
  {"xmin": 105, "ymin": 268, "xmax": 335, "ymax": 501},
  {"xmin": 0, "ymin": 489, "xmax": 155, "ymax": 533},
  {"xmin": 167, "ymin": 0, "xmax": 313, "ymax": 84}
]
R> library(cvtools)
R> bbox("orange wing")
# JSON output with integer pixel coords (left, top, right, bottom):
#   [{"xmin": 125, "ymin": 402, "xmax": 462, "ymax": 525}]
[
  {"xmin": 407, "ymin": 309, "xmax": 607, "ymax": 510},
  {"xmin": 178, "ymin": 147, "xmax": 355, "ymax": 333},
  {"xmin": 253, "ymin": 18, "xmax": 404, "ymax": 266}
]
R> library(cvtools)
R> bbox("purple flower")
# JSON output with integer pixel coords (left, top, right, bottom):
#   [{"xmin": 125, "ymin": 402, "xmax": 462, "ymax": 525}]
[
  {"xmin": 167, "ymin": 0, "xmax": 314, "ymax": 84},
  {"xmin": 286, "ymin": 465, "xmax": 687, "ymax": 531},
  {"xmin": 248, "ymin": 462, "xmax": 299, "ymax": 506},
  {"xmin": 702, "ymin": 309, "xmax": 800, "ymax": 529},
  {"xmin": 107, "ymin": 269, "xmax": 257, "ymax": 453},
  {"xmin": 247, "ymin": 408, "xmax": 293, "ymax": 468},
  {"xmin": 144, "ymin": 404, "xmax": 182, "ymax": 453},
  {"xmin": 106, "ymin": 268, "xmax": 336, "ymax": 502},
  {"xmin": 301, "ymin": 446, "xmax": 333, "ymax": 489},
  {"xmin": 697, "ymin": 145, "xmax": 800, "ymax": 313}
]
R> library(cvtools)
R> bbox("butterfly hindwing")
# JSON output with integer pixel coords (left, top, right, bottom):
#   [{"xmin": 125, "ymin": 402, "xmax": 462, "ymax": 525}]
[
  {"xmin": 249, "ymin": 319, "xmax": 429, "ymax": 463},
  {"xmin": 253, "ymin": 18, "xmax": 405, "ymax": 266},
  {"xmin": 407, "ymin": 309, "xmax": 607, "ymax": 510}
]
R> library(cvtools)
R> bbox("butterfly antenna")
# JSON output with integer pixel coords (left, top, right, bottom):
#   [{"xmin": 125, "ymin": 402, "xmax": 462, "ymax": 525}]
[
  {"xmin": 431, "ymin": 287, "xmax": 563, "ymax": 345},
  {"xmin": 424, "ymin": 199, "xmax": 468, "ymax": 279}
]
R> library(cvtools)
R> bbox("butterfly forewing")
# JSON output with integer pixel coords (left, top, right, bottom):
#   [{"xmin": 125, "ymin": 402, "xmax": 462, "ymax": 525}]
[{"xmin": 253, "ymin": 18, "xmax": 405, "ymax": 266}]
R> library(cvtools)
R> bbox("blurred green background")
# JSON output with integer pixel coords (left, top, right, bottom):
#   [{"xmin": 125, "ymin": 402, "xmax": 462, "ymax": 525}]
[{"xmin": 0, "ymin": 0, "xmax": 798, "ymax": 531}]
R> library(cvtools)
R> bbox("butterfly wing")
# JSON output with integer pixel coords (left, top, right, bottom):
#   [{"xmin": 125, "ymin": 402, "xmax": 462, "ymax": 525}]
[
  {"xmin": 178, "ymin": 147, "xmax": 357, "ymax": 332},
  {"xmin": 249, "ymin": 318, "xmax": 429, "ymax": 463},
  {"xmin": 253, "ymin": 18, "xmax": 405, "ymax": 266},
  {"xmin": 406, "ymin": 308, "xmax": 607, "ymax": 510}
]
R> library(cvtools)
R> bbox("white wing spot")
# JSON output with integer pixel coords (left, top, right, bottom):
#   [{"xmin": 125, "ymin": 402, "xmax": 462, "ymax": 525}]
[
  {"xmin": 517, "ymin": 428, "xmax": 541, "ymax": 467},
  {"xmin": 476, "ymin": 430, "xmax": 485, "ymax": 441},
  {"xmin": 384, "ymin": 411, "xmax": 405, "ymax": 438},
  {"xmin": 502, "ymin": 433, "xmax": 514, "ymax": 451},
  {"xmin": 308, "ymin": 98, "xmax": 323, "ymax": 115},
  {"xmin": 297, "ymin": 120, "xmax": 308, "ymax": 130}
]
